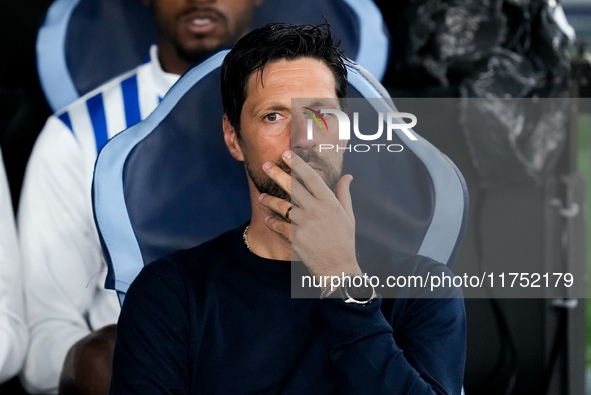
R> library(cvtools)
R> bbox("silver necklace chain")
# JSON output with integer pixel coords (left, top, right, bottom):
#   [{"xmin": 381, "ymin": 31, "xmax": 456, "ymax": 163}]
[{"xmin": 243, "ymin": 225, "xmax": 252, "ymax": 252}]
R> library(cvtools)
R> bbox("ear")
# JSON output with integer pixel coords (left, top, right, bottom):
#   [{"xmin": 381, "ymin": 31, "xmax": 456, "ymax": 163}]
[{"xmin": 223, "ymin": 114, "xmax": 244, "ymax": 162}]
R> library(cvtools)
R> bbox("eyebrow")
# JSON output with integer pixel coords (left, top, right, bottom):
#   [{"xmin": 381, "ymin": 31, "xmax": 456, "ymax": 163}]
[
  {"xmin": 251, "ymin": 103, "xmax": 290, "ymax": 118},
  {"xmin": 252, "ymin": 99, "xmax": 339, "ymax": 118},
  {"xmin": 265, "ymin": 104, "xmax": 290, "ymax": 112},
  {"xmin": 303, "ymin": 99, "xmax": 339, "ymax": 108}
]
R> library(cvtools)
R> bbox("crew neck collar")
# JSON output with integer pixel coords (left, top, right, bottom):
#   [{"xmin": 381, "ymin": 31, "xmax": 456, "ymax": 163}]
[{"xmin": 232, "ymin": 223, "xmax": 301, "ymax": 274}]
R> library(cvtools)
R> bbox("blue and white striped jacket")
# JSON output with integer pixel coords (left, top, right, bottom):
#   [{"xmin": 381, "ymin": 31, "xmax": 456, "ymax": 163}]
[{"xmin": 17, "ymin": 45, "xmax": 178, "ymax": 393}]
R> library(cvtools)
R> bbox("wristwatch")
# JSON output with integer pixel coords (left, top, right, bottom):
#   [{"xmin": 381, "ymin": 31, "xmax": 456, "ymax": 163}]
[
  {"xmin": 319, "ymin": 274, "xmax": 377, "ymax": 304},
  {"xmin": 340, "ymin": 274, "xmax": 377, "ymax": 304}
]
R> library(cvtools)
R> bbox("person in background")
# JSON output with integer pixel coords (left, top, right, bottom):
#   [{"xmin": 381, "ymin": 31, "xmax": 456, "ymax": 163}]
[
  {"xmin": 0, "ymin": 150, "xmax": 27, "ymax": 386},
  {"xmin": 111, "ymin": 23, "xmax": 465, "ymax": 394},
  {"xmin": 18, "ymin": 0, "xmax": 262, "ymax": 392}
]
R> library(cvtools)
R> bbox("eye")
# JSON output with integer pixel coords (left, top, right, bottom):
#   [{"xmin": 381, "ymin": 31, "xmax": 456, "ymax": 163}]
[
  {"xmin": 308, "ymin": 109, "xmax": 331, "ymax": 121},
  {"xmin": 264, "ymin": 113, "xmax": 281, "ymax": 122}
]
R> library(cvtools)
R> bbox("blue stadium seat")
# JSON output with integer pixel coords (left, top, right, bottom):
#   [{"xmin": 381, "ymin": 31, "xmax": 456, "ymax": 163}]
[
  {"xmin": 92, "ymin": 51, "xmax": 469, "ymax": 304},
  {"xmin": 37, "ymin": 0, "xmax": 389, "ymax": 112}
]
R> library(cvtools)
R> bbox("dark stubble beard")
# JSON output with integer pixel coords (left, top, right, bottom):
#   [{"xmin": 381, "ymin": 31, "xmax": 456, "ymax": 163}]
[
  {"xmin": 244, "ymin": 148, "xmax": 342, "ymax": 203},
  {"xmin": 174, "ymin": 11, "xmax": 249, "ymax": 67}
]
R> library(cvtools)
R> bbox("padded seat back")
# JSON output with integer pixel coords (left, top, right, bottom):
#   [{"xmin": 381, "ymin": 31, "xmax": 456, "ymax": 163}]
[{"xmin": 37, "ymin": 0, "xmax": 388, "ymax": 111}]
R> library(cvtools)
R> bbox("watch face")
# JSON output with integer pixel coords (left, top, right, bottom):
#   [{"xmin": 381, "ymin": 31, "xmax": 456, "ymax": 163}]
[
  {"xmin": 342, "ymin": 275, "xmax": 376, "ymax": 304},
  {"xmin": 347, "ymin": 283, "xmax": 374, "ymax": 301}
]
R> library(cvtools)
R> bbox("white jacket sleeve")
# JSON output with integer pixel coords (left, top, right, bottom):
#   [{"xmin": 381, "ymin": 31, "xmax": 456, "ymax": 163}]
[
  {"xmin": 18, "ymin": 116, "xmax": 119, "ymax": 394},
  {"xmin": 0, "ymin": 150, "xmax": 28, "ymax": 384}
]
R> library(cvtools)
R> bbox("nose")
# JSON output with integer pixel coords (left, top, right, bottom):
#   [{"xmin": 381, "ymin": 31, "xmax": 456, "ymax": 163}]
[{"xmin": 291, "ymin": 112, "xmax": 317, "ymax": 151}]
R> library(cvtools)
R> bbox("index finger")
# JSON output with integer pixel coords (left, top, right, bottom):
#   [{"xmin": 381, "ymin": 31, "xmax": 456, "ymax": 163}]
[{"xmin": 289, "ymin": 151, "xmax": 335, "ymax": 201}]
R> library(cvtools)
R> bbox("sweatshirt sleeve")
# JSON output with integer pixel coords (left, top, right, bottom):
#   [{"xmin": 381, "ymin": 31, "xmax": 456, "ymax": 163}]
[
  {"xmin": 0, "ymin": 150, "xmax": 27, "ymax": 384},
  {"xmin": 18, "ymin": 115, "xmax": 119, "ymax": 393},
  {"xmin": 110, "ymin": 258, "xmax": 191, "ymax": 394},
  {"xmin": 320, "ymin": 275, "xmax": 465, "ymax": 394}
]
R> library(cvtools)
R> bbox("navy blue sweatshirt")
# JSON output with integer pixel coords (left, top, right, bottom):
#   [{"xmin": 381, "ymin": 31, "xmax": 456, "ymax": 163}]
[{"xmin": 110, "ymin": 226, "xmax": 465, "ymax": 394}]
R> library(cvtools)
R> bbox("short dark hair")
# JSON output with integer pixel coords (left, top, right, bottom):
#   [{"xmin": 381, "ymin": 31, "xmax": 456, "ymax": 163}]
[{"xmin": 221, "ymin": 23, "xmax": 348, "ymax": 134}]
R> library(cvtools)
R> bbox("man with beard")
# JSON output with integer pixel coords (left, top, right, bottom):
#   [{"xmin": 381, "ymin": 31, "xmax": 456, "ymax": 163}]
[
  {"xmin": 18, "ymin": 0, "xmax": 262, "ymax": 392},
  {"xmin": 110, "ymin": 23, "xmax": 466, "ymax": 394}
]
